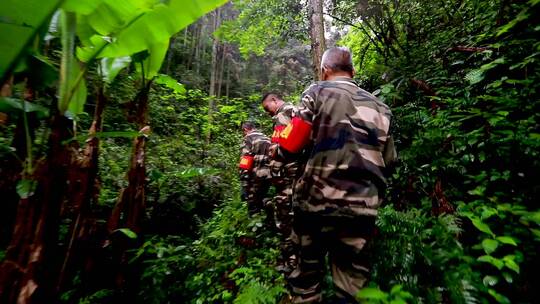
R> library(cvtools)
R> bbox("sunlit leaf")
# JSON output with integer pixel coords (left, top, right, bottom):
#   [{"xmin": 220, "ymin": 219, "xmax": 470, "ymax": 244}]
[
  {"xmin": 100, "ymin": 56, "xmax": 131, "ymax": 83},
  {"xmin": 16, "ymin": 179, "xmax": 37, "ymax": 199},
  {"xmin": 154, "ymin": 74, "xmax": 186, "ymax": 95},
  {"xmin": 115, "ymin": 228, "xmax": 138, "ymax": 239},
  {"xmin": 471, "ymin": 217, "xmax": 495, "ymax": 236},
  {"xmin": 481, "ymin": 238, "xmax": 499, "ymax": 254},
  {"xmin": 357, "ymin": 287, "xmax": 388, "ymax": 300},
  {"xmin": 496, "ymin": 236, "xmax": 518, "ymax": 246}
]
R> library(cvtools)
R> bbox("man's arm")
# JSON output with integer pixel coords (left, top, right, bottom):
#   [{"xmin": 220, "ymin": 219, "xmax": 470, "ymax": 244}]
[{"xmin": 239, "ymin": 136, "xmax": 254, "ymax": 179}]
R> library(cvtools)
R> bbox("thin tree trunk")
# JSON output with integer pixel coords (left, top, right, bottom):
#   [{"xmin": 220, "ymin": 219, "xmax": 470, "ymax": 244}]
[
  {"xmin": 225, "ymin": 58, "xmax": 230, "ymax": 99},
  {"xmin": 187, "ymin": 24, "xmax": 197, "ymax": 70},
  {"xmin": 308, "ymin": 0, "xmax": 326, "ymax": 80},
  {"xmin": 0, "ymin": 113, "xmax": 73, "ymax": 304},
  {"xmin": 105, "ymin": 81, "xmax": 151, "ymax": 299},
  {"xmin": 56, "ymin": 87, "xmax": 106, "ymax": 292},
  {"xmin": 217, "ymin": 45, "xmax": 226, "ymax": 98},
  {"xmin": 207, "ymin": 8, "xmax": 221, "ymax": 144}
]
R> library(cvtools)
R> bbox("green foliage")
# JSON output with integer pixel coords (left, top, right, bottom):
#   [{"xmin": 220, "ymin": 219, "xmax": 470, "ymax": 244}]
[
  {"xmin": 337, "ymin": 0, "xmax": 540, "ymax": 302},
  {"xmin": 133, "ymin": 199, "xmax": 286, "ymax": 303},
  {"xmin": 357, "ymin": 285, "xmax": 414, "ymax": 304},
  {"xmin": 215, "ymin": 0, "xmax": 306, "ymax": 58},
  {"xmin": 0, "ymin": 97, "xmax": 49, "ymax": 119},
  {"xmin": 0, "ymin": 0, "xmax": 62, "ymax": 81}
]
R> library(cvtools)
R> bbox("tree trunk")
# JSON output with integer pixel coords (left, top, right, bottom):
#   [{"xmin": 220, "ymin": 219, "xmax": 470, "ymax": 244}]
[
  {"xmin": 308, "ymin": 0, "xmax": 326, "ymax": 80},
  {"xmin": 217, "ymin": 45, "xmax": 226, "ymax": 98},
  {"xmin": 225, "ymin": 58, "xmax": 230, "ymax": 99},
  {"xmin": 56, "ymin": 87, "xmax": 106, "ymax": 292},
  {"xmin": 207, "ymin": 8, "xmax": 221, "ymax": 144},
  {"xmin": 0, "ymin": 113, "xmax": 73, "ymax": 304},
  {"xmin": 106, "ymin": 81, "xmax": 151, "ymax": 297}
]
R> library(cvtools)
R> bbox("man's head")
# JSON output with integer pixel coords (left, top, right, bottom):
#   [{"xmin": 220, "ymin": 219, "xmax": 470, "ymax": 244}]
[
  {"xmin": 320, "ymin": 47, "xmax": 355, "ymax": 80},
  {"xmin": 241, "ymin": 121, "xmax": 256, "ymax": 136},
  {"xmin": 261, "ymin": 92, "xmax": 284, "ymax": 116}
]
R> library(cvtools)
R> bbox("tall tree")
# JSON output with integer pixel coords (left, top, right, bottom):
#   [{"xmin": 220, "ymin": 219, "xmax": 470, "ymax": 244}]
[{"xmin": 308, "ymin": 0, "xmax": 326, "ymax": 80}]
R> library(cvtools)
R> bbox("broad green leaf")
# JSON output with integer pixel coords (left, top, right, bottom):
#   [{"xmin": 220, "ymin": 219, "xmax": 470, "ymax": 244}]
[
  {"xmin": 115, "ymin": 228, "xmax": 138, "ymax": 239},
  {"xmin": 488, "ymin": 289, "xmax": 511, "ymax": 304},
  {"xmin": 478, "ymin": 255, "xmax": 504, "ymax": 270},
  {"xmin": 357, "ymin": 287, "xmax": 388, "ymax": 300},
  {"xmin": 0, "ymin": 0, "xmax": 63, "ymax": 81},
  {"xmin": 136, "ymin": 41, "xmax": 169, "ymax": 80},
  {"xmin": 62, "ymin": 0, "xmax": 102, "ymax": 15},
  {"xmin": 100, "ymin": 56, "xmax": 131, "ymax": 83},
  {"xmin": 471, "ymin": 217, "xmax": 495, "ymax": 236},
  {"xmin": 16, "ymin": 179, "xmax": 37, "ymax": 199},
  {"xmin": 0, "ymin": 97, "xmax": 50, "ymax": 119},
  {"xmin": 154, "ymin": 74, "xmax": 186, "ymax": 95},
  {"xmin": 502, "ymin": 255, "xmax": 520, "ymax": 273},
  {"xmin": 496, "ymin": 236, "xmax": 518, "ymax": 246},
  {"xmin": 481, "ymin": 238, "xmax": 499, "ymax": 254},
  {"xmin": 76, "ymin": 0, "xmax": 228, "ymax": 62}
]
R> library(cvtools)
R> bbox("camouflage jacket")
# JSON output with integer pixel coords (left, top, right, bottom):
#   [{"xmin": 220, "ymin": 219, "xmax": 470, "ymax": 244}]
[
  {"xmin": 290, "ymin": 76, "xmax": 397, "ymax": 217},
  {"xmin": 270, "ymin": 103, "xmax": 299, "ymax": 179},
  {"xmin": 239, "ymin": 130, "xmax": 272, "ymax": 182},
  {"xmin": 271, "ymin": 103, "xmax": 295, "ymax": 143}
]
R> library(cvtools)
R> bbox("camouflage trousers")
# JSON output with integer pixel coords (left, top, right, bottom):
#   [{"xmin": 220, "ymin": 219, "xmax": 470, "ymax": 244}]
[
  {"xmin": 241, "ymin": 179, "xmax": 271, "ymax": 215},
  {"xmin": 288, "ymin": 212, "xmax": 376, "ymax": 303},
  {"xmin": 270, "ymin": 164, "xmax": 301, "ymax": 272}
]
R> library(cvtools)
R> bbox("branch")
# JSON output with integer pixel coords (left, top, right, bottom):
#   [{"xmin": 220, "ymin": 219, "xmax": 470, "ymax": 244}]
[{"xmin": 323, "ymin": 13, "xmax": 386, "ymax": 57}]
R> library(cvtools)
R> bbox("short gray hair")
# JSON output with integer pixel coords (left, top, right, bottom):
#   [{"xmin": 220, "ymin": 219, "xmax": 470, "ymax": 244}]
[{"xmin": 320, "ymin": 47, "xmax": 354, "ymax": 74}]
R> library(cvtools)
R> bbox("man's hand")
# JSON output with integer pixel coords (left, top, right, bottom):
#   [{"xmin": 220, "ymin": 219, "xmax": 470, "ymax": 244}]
[{"xmin": 268, "ymin": 144, "xmax": 278, "ymax": 159}]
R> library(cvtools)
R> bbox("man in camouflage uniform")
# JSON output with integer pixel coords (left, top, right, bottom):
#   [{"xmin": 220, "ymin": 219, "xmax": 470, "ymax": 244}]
[
  {"xmin": 239, "ymin": 122, "xmax": 272, "ymax": 215},
  {"xmin": 278, "ymin": 47, "xmax": 397, "ymax": 303},
  {"xmin": 261, "ymin": 93, "xmax": 300, "ymax": 273},
  {"xmin": 261, "ymin": 93, "xmax": 298, "ymax": 232}
]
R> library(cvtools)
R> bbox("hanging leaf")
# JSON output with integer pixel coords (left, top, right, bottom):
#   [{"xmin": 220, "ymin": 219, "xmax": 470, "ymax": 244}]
[
  {"xmin": 481, "ymin": 238, "xmax": 499, "ymax": 254},
  {"xmin": 470, "ymin": 217, "xmax": 495, "ymax": 236},
  {"xmin": 478, "ymin": 255, "xmax": 504, "ymax": 270},
  {"xmin": 114, "ymin": 228, "xmax": 138, "ymax": 239},
  {"xmin": 75, "ymin": 0, "xmax": 228, "ymax": 63},
  {"xmin": 154, "ymin": 74, "xmax": 186, "ymax": 95},
  {"xmin": 0, "ymin": 0, "xmax": 63, "ymax": 82},
  {"xmin": 0, "ymin": 97, "xmax": 50, "ymax": 119},
  {"xmin": 16, "ymin": 179, "xmax": 38, "ymax": 199},
  {"xmin": 496, "ymin": 236, "xmax": 518, "ymax": 246},
  {"xmin": 136, "ymin": 41, "xmax": 169, "ymax": 80},
  {"xmin": 488, "ymin": 289, "xmax": 511, "ymax": 304},
  {"xmin": 100, "ymin": 56, "xmax": 131, "ymax": 83}
]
